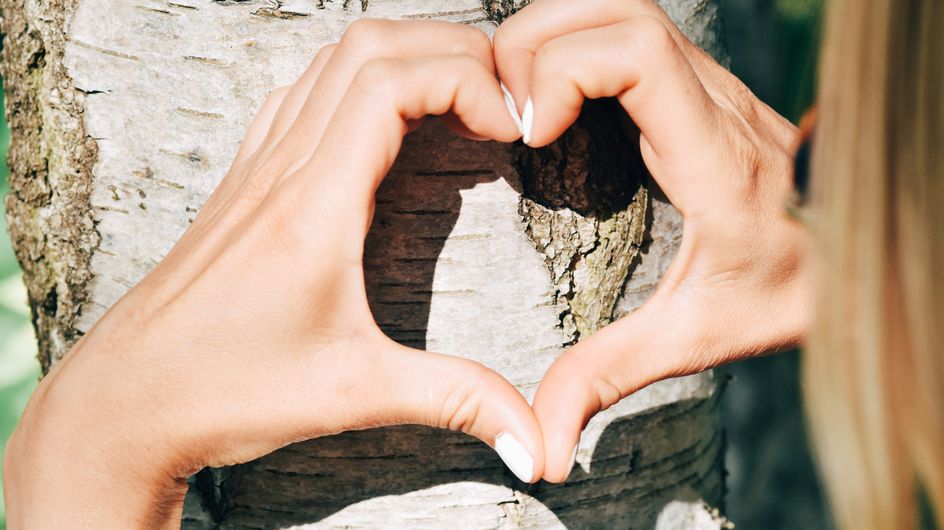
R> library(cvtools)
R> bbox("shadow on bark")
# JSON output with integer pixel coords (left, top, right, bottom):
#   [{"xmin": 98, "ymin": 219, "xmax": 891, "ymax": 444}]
[
  {"xmin": 216, "ymin": 395, "xmax": 722, "ymax": 529},
  {"xmin": 199, "ymin": 111, "xmax": 722, "ymax": 529},
  {"xmin": 363, "ymin": 128, "xmax": 519, "ymax": 352}
]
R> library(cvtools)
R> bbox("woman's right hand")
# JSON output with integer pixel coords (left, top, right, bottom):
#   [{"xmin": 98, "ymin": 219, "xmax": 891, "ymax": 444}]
[
  {"xmin": 493, "ymin": 0, "xmax": 810, "ymax": 483},
  {"xmin": 3, "ymin": 20, "xmax": 542, "ymax": 529}
]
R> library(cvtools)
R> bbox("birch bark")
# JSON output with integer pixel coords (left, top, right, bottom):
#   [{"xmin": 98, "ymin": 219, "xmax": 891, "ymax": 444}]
[{"xmin": 1, "ymin": 0, "xmax": 732, "ymax": 527}]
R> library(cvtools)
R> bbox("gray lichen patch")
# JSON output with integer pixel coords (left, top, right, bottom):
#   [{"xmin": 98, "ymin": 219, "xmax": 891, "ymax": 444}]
[{"xmin": 1, "ymin": 0, "xmax": 100, "ymax": 371}]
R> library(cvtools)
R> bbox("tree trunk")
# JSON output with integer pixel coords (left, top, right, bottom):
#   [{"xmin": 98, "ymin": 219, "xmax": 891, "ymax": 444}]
[{"xmin": 1, "ymin": 0, "xmax": 731, "ymax": 528}]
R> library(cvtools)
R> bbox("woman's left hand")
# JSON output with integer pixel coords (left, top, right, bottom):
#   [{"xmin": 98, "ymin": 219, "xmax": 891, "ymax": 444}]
[
  {"xmin": 3, "ymin": 20, "xmax": 543, "ymax": 529},
  {"xmin": 493, "ymin": 0, "xmax": 809, "ymax": 483}
]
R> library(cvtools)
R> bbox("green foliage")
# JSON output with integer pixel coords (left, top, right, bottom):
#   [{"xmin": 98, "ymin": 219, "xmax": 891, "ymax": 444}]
[
  {"xmin": 0, "ymin": 83, "xmax": 41, "ymax": 530},
  {"xmin": 776, "ymin": 0, "xmax": 822, "ymax": 21},
  {"xmin": 774, "ymin": 0, "xmax": 823, "ymax": 122}
]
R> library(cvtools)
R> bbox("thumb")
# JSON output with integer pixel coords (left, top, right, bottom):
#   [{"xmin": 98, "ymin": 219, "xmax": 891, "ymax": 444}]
[
  {"xmin": 532, "ymin": 294, "xmax": 710, "ymax": 483},
  {"xmin": 369, "ymin": 342, "xmax": 545, "ymax": 484}
]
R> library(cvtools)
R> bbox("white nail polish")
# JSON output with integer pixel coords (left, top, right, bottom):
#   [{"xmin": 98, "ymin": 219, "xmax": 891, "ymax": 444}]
[
  {"xmin": 521, "ymin": 97, "xmax": 534, "ymax": 145},
  {"xmin": 500, "ymin": 82, "xmax": 524, "ymax": 137},
  {"xmin": 495, "ymin": 432, "xmax": 534, "ymax": 483}
]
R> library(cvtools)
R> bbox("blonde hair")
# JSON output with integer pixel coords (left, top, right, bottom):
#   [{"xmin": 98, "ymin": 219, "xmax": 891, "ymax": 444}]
[{"xmin": 805, "ymin": 0, "xmax": 944, "ymax": 528}]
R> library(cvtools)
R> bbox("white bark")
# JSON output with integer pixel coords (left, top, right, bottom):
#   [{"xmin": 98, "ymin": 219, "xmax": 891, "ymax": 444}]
[{"xmin": 2, "ymin": 0, "xmax": 732, "ymax": 527}]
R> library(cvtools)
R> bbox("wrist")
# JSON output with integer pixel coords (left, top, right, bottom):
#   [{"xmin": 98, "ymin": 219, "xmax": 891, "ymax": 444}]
[{"xmin": 3, "ymin": 363, "xmax": 189, "ymax": 528}]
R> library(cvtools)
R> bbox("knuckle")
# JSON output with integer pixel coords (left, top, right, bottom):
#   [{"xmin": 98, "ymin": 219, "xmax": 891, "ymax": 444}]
[
  {"xmin": 491, "ymin": 22, "xmax": 512, "ymax": 53},
  {"xmin": 445, "ymin": 387, "xmax": 482, "ymax": 434},
  {"xmin": 623, "ymin": 16, "xmax": 675, "ymax": 61},
  {"xmin": 450, "ymin": 26, "xmax": 492, "ymax": 57},
  {"xmin": 352, "ymin": 57, "xmax": 401, "ymax": 98},
  {"xmin": 438, "ymin": 360, "xmax": 494, "ymax": 433},
  {"xmin": 442, "ymin": 55, "xmax": 484, "ymax": 99},
  {"xmin": 590, "ymin": 374, "xmax": 625, "ymax": 413},
  {"xmin": 340, "ymin": 18, "xmax": 388, "ymax": 56},
  {"xmin": 728, "ymin": 80, "xmax": 762, "ymax": 119}
]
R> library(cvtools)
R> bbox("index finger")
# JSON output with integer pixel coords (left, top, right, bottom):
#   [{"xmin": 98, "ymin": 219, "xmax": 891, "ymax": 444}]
[
  {"xmin": 525, "ymin": 19, "xmax": 719, "ymax": 169},
  {"xmin": 265, "ymin": 54, "xmax": 522, "ymax": 260}
]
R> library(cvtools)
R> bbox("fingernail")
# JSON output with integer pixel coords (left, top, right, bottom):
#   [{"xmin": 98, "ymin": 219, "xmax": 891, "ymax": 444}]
[
  {"xmin": 521, "ymin": 96, "xmax": 534, "ymax": 145},
  {"xmin": 495, "ymin": 432, "xmax": 534, "ymax": 483},
  {"xmin": 500, "ymin": 82, "xmax": 524, "ymax": 138}
]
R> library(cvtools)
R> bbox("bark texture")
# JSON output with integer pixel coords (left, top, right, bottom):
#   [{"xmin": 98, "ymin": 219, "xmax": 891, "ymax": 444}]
[{"xmin": 1, "ymin": 0, "xmax": 732, "ymax": 528}]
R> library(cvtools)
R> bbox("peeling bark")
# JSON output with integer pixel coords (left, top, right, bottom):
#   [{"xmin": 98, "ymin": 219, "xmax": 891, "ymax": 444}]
[
  {"xmin": 1, "ymin": 0, "xmax": 732, "ymax": 527},
  {"xmin": 1, "ymin": 0, "xmax": 99, "ymax": 371}
]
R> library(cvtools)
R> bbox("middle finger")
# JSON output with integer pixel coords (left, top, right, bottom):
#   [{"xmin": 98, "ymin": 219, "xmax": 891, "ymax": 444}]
[{"xmin": 493, "ymin": 0, "xmax": 712, "ymax": 107}]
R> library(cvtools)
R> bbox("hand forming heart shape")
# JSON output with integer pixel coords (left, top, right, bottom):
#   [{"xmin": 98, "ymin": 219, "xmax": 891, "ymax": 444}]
[
  {"xmin": 492, "ymin": 0, "xmax": 808, "ymax": 483},
  {"xmin": 4, "ymin": 0, "xmax": 807, "ymax": 525}
]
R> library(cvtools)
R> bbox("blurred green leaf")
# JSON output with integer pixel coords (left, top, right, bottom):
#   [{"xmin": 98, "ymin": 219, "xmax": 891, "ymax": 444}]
[
  {"xmin": 0, "ymin": 274, "xmax": 29, "ymax": 317},
  {"xmin": 0, "ymin": 322, "xmax": 38, "ymax": 389},
  {"xmin": 0, "ymin": 73, "xmax": 34, "ymax": 530},
  {"xmin": 776, "ymin": 0, "xmax": 822, "ymax": 21}
]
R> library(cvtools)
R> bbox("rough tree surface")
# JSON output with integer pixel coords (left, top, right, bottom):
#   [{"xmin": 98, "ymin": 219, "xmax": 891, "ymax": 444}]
[{"xmin": 1, "ymin": 0, "xmax": 731, "ymax": 528}]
